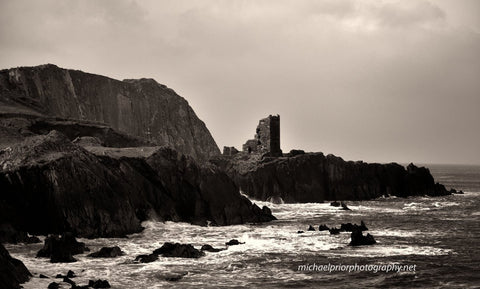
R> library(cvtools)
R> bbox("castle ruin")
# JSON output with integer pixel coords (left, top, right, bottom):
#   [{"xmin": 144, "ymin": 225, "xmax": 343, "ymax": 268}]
[{"xmin": 241, "ymin": 114, "xmax": 282, "ymax": 157}]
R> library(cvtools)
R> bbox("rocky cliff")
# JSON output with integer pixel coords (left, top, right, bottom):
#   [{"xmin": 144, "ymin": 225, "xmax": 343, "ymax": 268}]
[
  {"xmin": 0, "ymin": 130, "xmax": 274, "ymax": 239},
  {"xmin": 0, "ymin": 64, "xmax": 219, "ymax": 162},
  {"xmin": 211, "ymin": 152, "xmax": 459, "ymax": 202}
]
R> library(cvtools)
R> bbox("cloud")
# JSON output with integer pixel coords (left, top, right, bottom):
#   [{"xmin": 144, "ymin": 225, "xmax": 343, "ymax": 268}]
[{"xmin": 0, "ymin": 0, "xmax": 479, "ymax": 164}]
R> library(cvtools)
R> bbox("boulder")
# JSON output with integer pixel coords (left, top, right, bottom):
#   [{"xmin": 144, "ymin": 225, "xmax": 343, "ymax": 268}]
[
  {"xmin": 330, "ymin": 201, "xmax": 341, "ymax": 207},
  {"xmin": 307, "ymin": 225, "xmax": 315, "ymax": 231},
  {"xmin": 225, "ymin": 239, "xmax": 244, "ymax": 246},
  {"xmin": 153, "ymin": 242, "xmax": 204, "ymax": 258},
  {"xmin": 134, "ymin": 254, "xmax": 158, "ymax": 263},
  {"xmin": 88, "ymin": 246, "xmax": 124, "ymax": 258}
]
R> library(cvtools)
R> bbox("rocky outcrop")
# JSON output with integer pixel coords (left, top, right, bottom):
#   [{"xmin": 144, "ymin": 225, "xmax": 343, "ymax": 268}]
[
  {"xmin": 0, "ymin": 64, "xmax": 219, "ymax": 162},
  {"xmin": 88, "ymin": 246, "xmax": 124, "ymax": 258},
  {"xmin": 349, "ymin": 230, "xmax": 376, "ymax": 246},
  {"xmin": 37, "ymin": 233, "xmax": 89, "ymax": 263},
  {"xmin": 0, "ymin": 243, "xmax": 31, "ymax": 289},
  {"xmin": 211, "ymin": 153, "xmax": 458, "ymax": 202},
  {"xmin": 0, "ymin": 130, "xmax": 275, "ymax": 239}
]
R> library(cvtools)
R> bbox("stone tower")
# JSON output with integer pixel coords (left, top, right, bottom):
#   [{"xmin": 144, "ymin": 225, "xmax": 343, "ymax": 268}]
[{"xmin": 242, "ymin": 115, "xmax": 282, "ymax": 157}]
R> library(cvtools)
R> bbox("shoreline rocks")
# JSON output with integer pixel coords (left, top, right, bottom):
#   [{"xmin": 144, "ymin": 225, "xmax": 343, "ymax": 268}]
[
  {"xmin": 211, "ymin": 153, "xmax": 460, "ymax": 203},
  {"xmin": 0, "ymin": 243, "xmax": 31, "ymax": 289}
]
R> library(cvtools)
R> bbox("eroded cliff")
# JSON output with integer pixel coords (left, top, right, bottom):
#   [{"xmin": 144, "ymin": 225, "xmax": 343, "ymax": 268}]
[
  {"xmin": 0, "ymin": 64, "xmax": 219, "ymax": 162},
  {"xmin": 211, "ymin": 152, "xmax": 459, "ymax": 202}
]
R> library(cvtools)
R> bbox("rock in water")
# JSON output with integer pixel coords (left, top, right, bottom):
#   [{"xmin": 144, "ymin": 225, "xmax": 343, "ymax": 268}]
[
  {"xmin": 134, "ymin": 254, "xmax": 158, "ymax": 263},
  {"xmin": 0, "ymin": 64, "xmax": 219, "ymax": 162},
  {"xmin": 36, "ymin": 233, "xmax": 88, "ymax": 263},
  {"xmin": 88, "ymin": 279, "xmax": 111, "ymax": 288},
  {"xmin": 341, "ymin": 202, "xmax": 351, "ymax": 210},
  {"xmin": 307, "ymin": 225, "xmax": 316, "ymax": 231},
  {"xmin": 88, "ymin": 246, "xmax": 124, "ymax": 258},
  {"xmin": 153, "ymin": 242, "xmax": 205, "ymax": 258},
  {"xmin": 225, "ymin": 239, "xmax": 244, "ymax": 246},
  {"xmin": 318, "ymin": 224, "xmax": 329, "ymax": 231},
  {"xmin": 349, "ymin": 229, "xmax": 376, "ymax": 246},
  {"xmin": 200, "ymin": 244, "xmax": 224, "ymax": 252},
  {"xmin": 0, "ymin": 243, "xmax": 31, "ymax": 289}
]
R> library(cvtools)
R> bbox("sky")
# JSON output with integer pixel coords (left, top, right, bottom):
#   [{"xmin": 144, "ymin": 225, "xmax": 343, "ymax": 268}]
[{"xmin": 0, "ymin": 0, "xmax": 479, "ymax": 165}]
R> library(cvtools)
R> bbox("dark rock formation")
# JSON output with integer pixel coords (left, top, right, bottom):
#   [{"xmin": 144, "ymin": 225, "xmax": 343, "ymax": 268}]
[
  {"xmin": 307, "ymin": 225, "xmax": 316, "ymax": 231},
  {"xmin": 0, "ymin": 243, "xmax": 31, "ymax": 289},
  {"xmin": 349, "ymin": 229, "xmax": 376, "ymax": 246},
  {"xmin": 134, "ymin": 253, "xmax": 158, "ymax": 263},
  {"xmin": 329, "ymin": 228, "xmax": 341, "ymax": 235},
  {"xmin": 153, "ymin": 242, "xmax": 204, "ymax": 258},
  {"xmin": 88, "ymin": 279, "xmax": 111, "ymax": 288},
  {"xmin": 55, "ymin": 270, "xmax": 75, "ymax": 279},
  {"xmin": 211, "ymin": 152, "xmax": 458, "ymax": 202},
  {"xmin": 318, "ymin": 225, "xmax": 329, "ymax": 231},
  {"xmin": 88, "ymin": 246, "xmax": 124, "ymax": 258},
  {"xmin": 341, "ymin": 202, "xmax": 351, "ymax": 211},
  {"xmin": 297, "ymin": 231, "xmax": 304, "ymax": 234},
  {"xmin": 0, "ymin": 130, "xmax": 275, "ymax": 239},
  {"xmin": 226, "ymin": 239, "xmax": 244, "ymax": 246},
  {"xmin": 330, "ymin": 201, "xmax": 341, "ymax": 207},
  {"xmin": 39, "ymin": 274, "xmax": 49, "ymax": 279},
  {"xmin": 37, "ymin": 233, "xmax": 88, "ymax": 263},
  {"xmin": 135, "ymin": 242, "xmax": 205, "ymax": 262},
  {"xmin": 48, "ymin": 282, "xmax": 59, "ymax": 289},
  {"xmin": 340, "ymin": 221, "xmax": 368, "ymax": 232},
  {"xmin": 200, "ymin": 244, "xmax": 224, "ymax": 252},
  {"xmin": 0, "ymin": 64, "xmax": 220, "ymax": 162}
]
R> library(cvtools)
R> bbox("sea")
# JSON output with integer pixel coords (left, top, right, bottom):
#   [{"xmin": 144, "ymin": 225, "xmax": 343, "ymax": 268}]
[{"xmin": 5, "ymin": 164, "xmax": 480, "ymax": 289}]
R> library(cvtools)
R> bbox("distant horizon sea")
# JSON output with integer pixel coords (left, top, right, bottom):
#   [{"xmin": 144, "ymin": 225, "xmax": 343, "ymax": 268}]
[{"xmin": 6, "ymin": 164, "xmax": 480, "ymax": 288}]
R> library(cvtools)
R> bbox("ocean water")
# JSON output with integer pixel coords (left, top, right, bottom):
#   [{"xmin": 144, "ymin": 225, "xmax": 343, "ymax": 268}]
[{"xmin": 6, "ymin": 164, "xmax": 480, "ymax": 288}]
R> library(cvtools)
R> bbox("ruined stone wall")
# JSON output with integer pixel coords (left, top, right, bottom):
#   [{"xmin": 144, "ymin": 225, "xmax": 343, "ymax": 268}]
[{"xmin": 242, "ymin": 115, "xmax": 282, "ymax": 157}]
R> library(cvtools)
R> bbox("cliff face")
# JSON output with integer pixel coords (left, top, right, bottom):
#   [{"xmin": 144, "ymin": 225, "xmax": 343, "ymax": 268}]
[
  {"xmin": 0, "ymin": 131, "xmax": 274, "ymax": 239},
  {"xmin": 211, "ymin": 153, "xmax": 457, "ymax": 202},
  {"xmin": 0, "ymin": 64, "xmax": 219, "ymax": 162}
]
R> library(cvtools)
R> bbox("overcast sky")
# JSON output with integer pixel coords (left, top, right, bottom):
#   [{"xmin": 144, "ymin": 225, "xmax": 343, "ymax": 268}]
[{"xmin": 1, "ymin": 0, "xmax": 479, "ymax": 164}]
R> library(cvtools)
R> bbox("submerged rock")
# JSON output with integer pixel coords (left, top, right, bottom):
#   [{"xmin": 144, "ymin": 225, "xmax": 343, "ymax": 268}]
[
  {"xmin": 330, "ymin": 201, "xmax": 341, "ymax": 207},
  {"xmin": 88, "ymin": 246, "xmax": 124, "ymax": 258}
]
